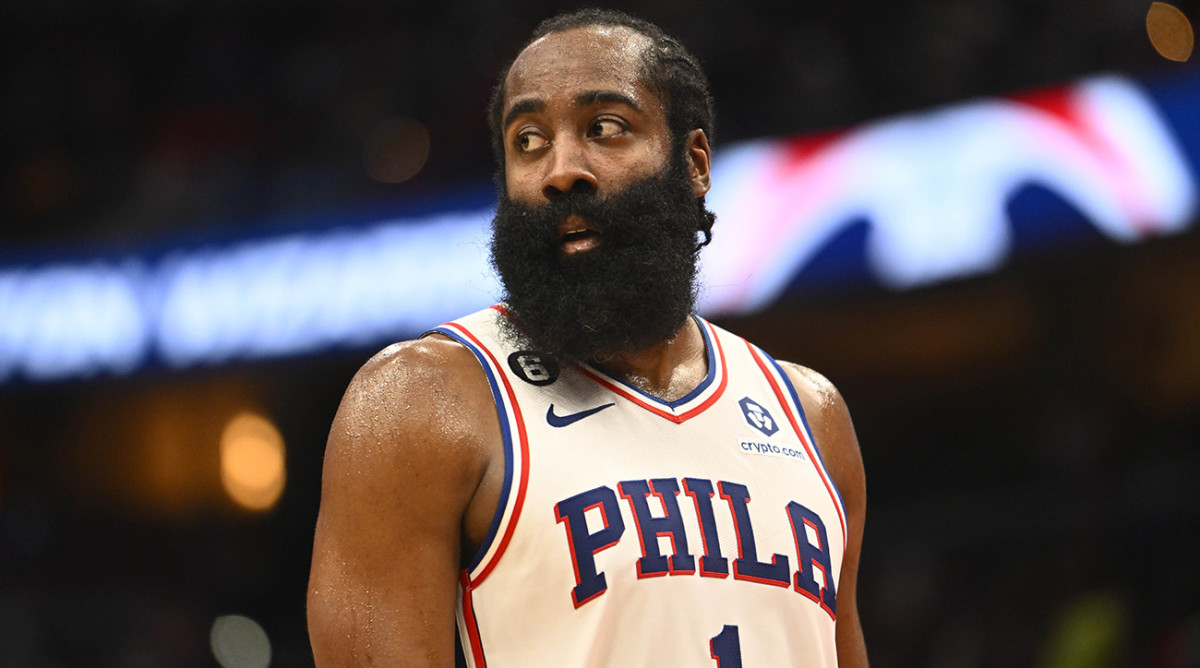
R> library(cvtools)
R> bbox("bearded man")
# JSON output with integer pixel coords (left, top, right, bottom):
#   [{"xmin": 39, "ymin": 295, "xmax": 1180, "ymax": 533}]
[{"xmin": 308, "ymin": 9, "xmax": 868, "ymax": 667}]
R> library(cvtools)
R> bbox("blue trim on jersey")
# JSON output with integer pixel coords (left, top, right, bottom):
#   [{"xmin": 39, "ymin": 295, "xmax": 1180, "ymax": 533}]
[
  {"xmin": 430, "ymin": 325, "xmax": 515, "ymax": 574},
  {"xmin": 760, "ymin": 348, "xmax": 847, "ymax": 516},
  {"xmin": 588, "ymin": 315, "xmax": 717, "ymax": 410}
]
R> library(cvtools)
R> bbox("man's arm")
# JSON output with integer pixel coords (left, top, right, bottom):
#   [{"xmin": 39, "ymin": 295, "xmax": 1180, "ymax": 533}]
[
  {"xmin": 307, "ymin": 337, "xmax": 498, "ymax": 667},
  {"xmin": 782, "ymin": 362, "xmax": 869, "ymax": 668}
]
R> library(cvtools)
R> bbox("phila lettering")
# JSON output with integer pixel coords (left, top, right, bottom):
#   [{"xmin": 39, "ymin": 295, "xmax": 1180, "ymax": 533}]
[{"xmin": 553, "ymin": 477, "xmax": 837, "ymax": 618}]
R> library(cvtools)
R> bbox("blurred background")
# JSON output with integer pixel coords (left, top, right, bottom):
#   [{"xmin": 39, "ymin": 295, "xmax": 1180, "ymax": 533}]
[{"xmin": 2, "ymin": 0, "xmax": 1199, "ymax": 666}]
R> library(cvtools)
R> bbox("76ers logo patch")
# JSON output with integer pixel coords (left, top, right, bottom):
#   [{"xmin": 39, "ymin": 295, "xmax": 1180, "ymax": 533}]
[
  {"xmin": 739, "ymin": 397, "xmax": 778, "ymax": 436},
  {"xmin": 508, "ymin": 351, "xmax": 559, "ymax": 386}
]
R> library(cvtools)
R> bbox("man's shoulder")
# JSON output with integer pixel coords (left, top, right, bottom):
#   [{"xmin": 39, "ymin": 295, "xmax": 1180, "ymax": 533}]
[
  {"xmin": 328, "ymin": 334, "xmax": 495, "ymax": 459},
  {"xmin": 773, "ymin": 360, "xmax": 853, "ymax": 440},
  {"xmin": 775, "ymin": 361, "xmax": 842, "ymax": 413},
  {"xmin": 354, "ymin": 334, "xmax": 482, "ymax": 389},
  {"xmin": 772, "ymin": 359, "xmax": 864, "ymax": 503}
]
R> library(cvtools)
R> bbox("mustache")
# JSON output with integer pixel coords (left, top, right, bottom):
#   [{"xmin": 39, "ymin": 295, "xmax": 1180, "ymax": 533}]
[
  {"xmin": 513, "ymin": 191, "xmax": 612, "ymax": 231},
  {"xmin": 497, "ymin": 169, "xmax": 686, "ymax": 253}
]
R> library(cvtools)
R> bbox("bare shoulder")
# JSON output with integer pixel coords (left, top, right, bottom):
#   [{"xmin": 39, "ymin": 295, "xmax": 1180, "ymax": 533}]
[
  {"xmin": 322, "ymin": 335, "xmax": 492, "ymax": 485},
  {"xmin": 776, "ymin": 362, "xmax": 865, "ymax": 508},
  {"xmin": 330, "ymin": 334, "xmax": 494, "ymax": 450},
  {"xmin": 308, "ymin": 334, "xmax": 498, "ymax": 666},
  {"xmin": 344, "ymin": 334, "xmax": 491, "ymax": 414},
  {"xmin": 317, "ymin": 331, "xmax": 499, "ymax": 533},
  {"xmin": 317, "ymin": 333, "xmax": 499, "ymax": 539}
]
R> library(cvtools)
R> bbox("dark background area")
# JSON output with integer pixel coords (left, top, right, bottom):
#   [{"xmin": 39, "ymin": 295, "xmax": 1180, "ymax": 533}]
[{"xmin": 2, "ymin": 1, "xmax": 1199, "ymax": 666}]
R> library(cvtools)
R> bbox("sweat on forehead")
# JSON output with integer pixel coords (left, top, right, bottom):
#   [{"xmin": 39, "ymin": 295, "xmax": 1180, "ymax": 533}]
[
  {"xmin": 503, "ymin": 26, "xmax": 658, "ymax": 105},
  {"xmin": 523, "ymin": 24, "xmax": 651, "ymax": 60}
]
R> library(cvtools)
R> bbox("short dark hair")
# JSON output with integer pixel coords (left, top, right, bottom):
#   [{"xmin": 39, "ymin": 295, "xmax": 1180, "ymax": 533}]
[{"xmin": 487, "ymin": 8, "xmax": 716, "ymax": 176}]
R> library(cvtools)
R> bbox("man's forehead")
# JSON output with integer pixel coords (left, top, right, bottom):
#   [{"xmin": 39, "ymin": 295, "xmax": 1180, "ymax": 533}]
[
  {"xmin": 521, "ymin": 24, "xmax": 650, "ymax": 65},
  {"xmin": 503, "ymin": 25, "xmax": 656, "ymax": 110}
]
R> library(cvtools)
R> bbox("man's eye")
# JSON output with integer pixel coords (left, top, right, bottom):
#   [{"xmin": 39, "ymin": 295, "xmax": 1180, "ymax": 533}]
[
  {"xmin": 517, "ymin": 132, "xmax": 548, "ymax": 152},
  {"xmin": 589, "ymin": 119, "xmax": 624, "ymax": 138}
]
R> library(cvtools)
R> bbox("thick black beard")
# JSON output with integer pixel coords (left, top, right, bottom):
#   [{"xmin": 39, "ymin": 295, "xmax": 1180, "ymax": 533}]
[{"xmin": 490, "ymin": 161, "xmax": 710, "ymax": 364}]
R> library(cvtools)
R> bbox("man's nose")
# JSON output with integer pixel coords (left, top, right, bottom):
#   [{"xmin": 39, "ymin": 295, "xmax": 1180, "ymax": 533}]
[{"xmin": 542, "ymin": 139, "xmax": 598, "ymax": 200}]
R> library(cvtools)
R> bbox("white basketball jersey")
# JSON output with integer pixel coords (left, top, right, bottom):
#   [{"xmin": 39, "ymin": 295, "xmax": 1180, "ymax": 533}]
[{"xmin": 428, "ymin": 306, "xmax": 847, "ymax": 668}]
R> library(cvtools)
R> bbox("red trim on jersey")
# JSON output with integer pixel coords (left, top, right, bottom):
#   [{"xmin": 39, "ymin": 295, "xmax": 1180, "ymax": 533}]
[
  {"xmin": 459, "ymin": 570, "xmax": 487, "ymax": 667},
  {"xmin": 746, "ymin": 343, "xmax": 848, "ymax": 550},
  {"xmin": 575, "ymin": 320, "xmax": 729, "ymax": 423},
  {"xmin": 731, "ymin": 557, "xmax": 792, "ymax": 587},
  {"xmin": 443, "ymin": 321, "xmax": 531, "ymax": 587}
]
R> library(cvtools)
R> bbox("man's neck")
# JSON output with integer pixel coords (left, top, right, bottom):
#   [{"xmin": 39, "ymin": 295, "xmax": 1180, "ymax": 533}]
[{"xmin": 594, "ymin": 317, "xmax": 709, "ymax": 402}]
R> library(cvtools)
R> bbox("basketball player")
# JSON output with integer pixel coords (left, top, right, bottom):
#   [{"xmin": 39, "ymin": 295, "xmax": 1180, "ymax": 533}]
[{"xmin": 308, "ymin": 9, "xmax": 868, "ymax": 667}]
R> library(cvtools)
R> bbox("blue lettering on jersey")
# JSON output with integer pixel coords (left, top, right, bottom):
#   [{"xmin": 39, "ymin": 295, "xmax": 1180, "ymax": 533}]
[
  {"xmin": 682, "ymin": 477, "xmax": 729, "ymax": 577},
  {"xmin": 718, "ymin": 481, "xmax": 791, "ymax": 587},
  {"xmin": 710, "ymin": 625, "xmax": 743, "ymax": 667},
  {"xmin": 618, "ymin": 478, "xmax": 696, "ymax": 577},
  {"xmin": 554, "ymin": 486, "xmax": 626, "ymax": 608},
  {"xmin": 554, "ymin": 478, "xmax": 837, "ymax": 613},
  {"xmin": 787, "ymin": 501, "xmax": 838, "ymax": 620}
]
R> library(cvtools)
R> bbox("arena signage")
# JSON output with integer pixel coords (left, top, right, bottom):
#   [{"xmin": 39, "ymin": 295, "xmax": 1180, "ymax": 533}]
[
  {"xmin": 1, "ymin": 73, "xmax": 1195, "ymax": 383},
  {"xmin": 699, "ymin": 74, "xmax": 1196, "ymax": 312}
]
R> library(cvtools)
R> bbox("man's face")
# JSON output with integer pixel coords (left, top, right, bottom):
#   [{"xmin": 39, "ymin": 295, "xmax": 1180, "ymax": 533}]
[
  {"xmin": 499, "ymin": 26, "xmax": 681, "ymax": 215},
  {"xmin": 490, "ymin": 26, "xmax": 715, "ymax": 363}
]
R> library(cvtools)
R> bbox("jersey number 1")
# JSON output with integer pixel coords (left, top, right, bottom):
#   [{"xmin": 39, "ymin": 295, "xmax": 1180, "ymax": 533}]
[{"xmin": 710, "ymin": 625, "xmax": 742, "ymax": 667}]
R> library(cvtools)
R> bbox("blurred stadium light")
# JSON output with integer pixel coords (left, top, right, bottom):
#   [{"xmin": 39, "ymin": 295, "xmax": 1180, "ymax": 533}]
[
  {"xmin": 1147, "ymin": 2, "xmax": 1195, "ymax": 62},
  {"xmin": 0, "ymin": 71, "xmax": 1196, "ymax": 385},
  {"xmin": 210, "ymin": 614, "xmax": 272, "ymax": 668},
  {"xmin": 219, "ymin": 412, "xmax": 286, "ymax": 512}
]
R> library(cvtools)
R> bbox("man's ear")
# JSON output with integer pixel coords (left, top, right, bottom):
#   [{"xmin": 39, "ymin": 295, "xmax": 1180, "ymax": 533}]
[{"xmin": 684, "ymin": 129, "xmax": 712, "ymax": 197}]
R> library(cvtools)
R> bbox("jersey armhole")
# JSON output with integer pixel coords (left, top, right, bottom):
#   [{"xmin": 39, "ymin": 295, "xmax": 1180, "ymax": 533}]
[
  {"xmin": 425, "ymin": 323, "xmax": 528, "ymax": 583},
  {"xmin": 746, "ymin": 343, "xmax": 849, "ymax": 549}
]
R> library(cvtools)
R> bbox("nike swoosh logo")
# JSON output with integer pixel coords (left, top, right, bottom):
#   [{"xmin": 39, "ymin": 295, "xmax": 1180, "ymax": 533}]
[{"xmin": 546, "ymin": 403, "xmax": 615, "ymax": 427}]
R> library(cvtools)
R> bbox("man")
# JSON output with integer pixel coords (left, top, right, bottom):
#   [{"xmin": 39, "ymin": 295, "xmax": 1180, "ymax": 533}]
[{"xmin": 308, "ymin": 9, "xmax": 868, "ymax": 667}]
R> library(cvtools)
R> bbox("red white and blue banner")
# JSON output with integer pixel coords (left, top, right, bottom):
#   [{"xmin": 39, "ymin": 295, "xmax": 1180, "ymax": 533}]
[
  {"xmin": 699, "ymin": 73, "xmax": 1197, "ymax": 310},
  {"xmin": 2, "ymin": 69, "xmax": 1198, "ymax": 383}
]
